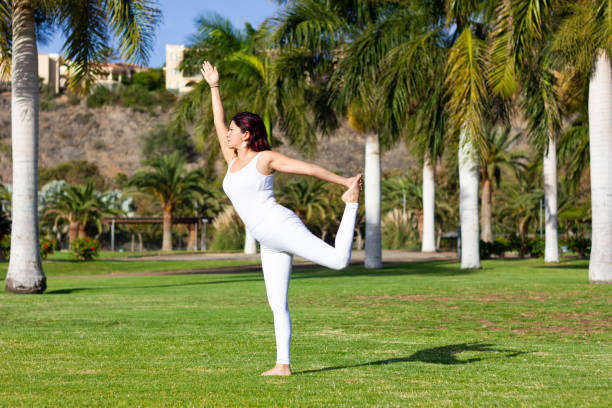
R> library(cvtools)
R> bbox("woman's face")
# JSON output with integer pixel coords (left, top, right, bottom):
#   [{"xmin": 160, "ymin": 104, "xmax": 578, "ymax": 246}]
[{"xmin": 227, "ymin": 121, "xmax": 249, "ymax": 149}]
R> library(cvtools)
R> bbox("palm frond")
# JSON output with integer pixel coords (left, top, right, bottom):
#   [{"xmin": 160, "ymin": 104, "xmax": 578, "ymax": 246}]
[{"xmin": 444, "ymin": 26, "xmax": 489, "ymax": 154}]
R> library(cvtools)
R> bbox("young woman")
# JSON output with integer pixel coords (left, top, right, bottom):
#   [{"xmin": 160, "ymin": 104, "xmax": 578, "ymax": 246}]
[{"xmin": 201, "ymin": 61, "xmax": 362, "ymax": 376}]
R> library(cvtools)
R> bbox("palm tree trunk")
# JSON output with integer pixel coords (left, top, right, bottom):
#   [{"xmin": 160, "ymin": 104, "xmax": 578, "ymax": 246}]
[
  {"xmin": 543, "ymin": 136, "xmax": 559, "ymax": 263},
  {"xmin": 162, "ymin": 206, "xmax": 172, "ymax": 251},
  {"xmin": 187, "ymin": 223, "xmax": 196, "ymax": 251},
  {"xmin": 5, "ymin": 1, "xmax": 46, "ymax": 294},
  {"xmin": 421, "ymin": 157, "xmax": 436, "ymax": 252},
  {"xmin": 244, "ymin": 228, "xmax": 257, "ymax": 254},
  {"xmin": 364, "ymin": 132, "xmax": 382, "ymax": 268},
  {"xmin": 68, "ymin": 221, "xmax": 79, "ymax": 248},
  {"xmin": 480, "ymin": 174, "xmax": 493, "ymax": 242},
  {"xmin": 458, "ymin": 129, "xmax": 481, "ymax": 269},
  {"xmin": 588, "ymin": 51, "xmax": 612, "ymax": 283},
  {"xmin": 77, "ymin": 224, "xmax": 86, "ymax": 238}
]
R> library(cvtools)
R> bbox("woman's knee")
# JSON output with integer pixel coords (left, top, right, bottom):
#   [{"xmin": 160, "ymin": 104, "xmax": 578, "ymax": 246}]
[{"xmin": 328, "ymin": 256, "xmax": 350, "ymax": 270}]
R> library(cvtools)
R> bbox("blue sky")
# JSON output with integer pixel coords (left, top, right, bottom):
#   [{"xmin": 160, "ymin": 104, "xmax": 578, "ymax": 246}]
[{"xmin": 38, "ymin": 0, "xmax": 280, "ymax": 68}]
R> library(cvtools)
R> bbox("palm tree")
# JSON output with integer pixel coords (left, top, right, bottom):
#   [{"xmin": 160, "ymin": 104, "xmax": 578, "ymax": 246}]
[
  {"xmin": 277, "ymin": 177, "xmax": 328, "ymax": 227},
  {"xmin": 45, "ymin": 183, "xmax": 120, "ymax": 247},
  {"xmin": 480, "ymin": 127, "xmax": 527, "ymax": 242},
  {"xmin": 553, "ymin": 0, "xmax": 612, "ymax": 282},
  {"xmin": 488, "ymin": 0, "xmax": 568, "ymax": 262},
  {"xmin": 274, "ymin": 0, "xmax": 416, "ymax": 268},
  {"xmin": 128, "ymin": 153, "xmax": 207, "ymax": 251},
  {"xmin": 3, "ymin": 0, "xmax": 160, "ymax": 293}
]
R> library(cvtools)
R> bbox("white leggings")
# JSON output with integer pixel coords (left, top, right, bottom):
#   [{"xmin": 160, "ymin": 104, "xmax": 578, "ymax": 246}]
[{"xmin": 257, "ymin": 203, "xmax": 359, "ymax": 365}]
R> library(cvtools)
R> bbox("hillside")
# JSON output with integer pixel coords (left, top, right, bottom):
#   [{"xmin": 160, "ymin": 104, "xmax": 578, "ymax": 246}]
[{"xmin": 0, "ymin": 92, "xmax": 416, "ymax": 185}]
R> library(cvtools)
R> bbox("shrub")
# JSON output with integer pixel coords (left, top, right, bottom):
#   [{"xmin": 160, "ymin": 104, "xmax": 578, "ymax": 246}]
[
  {"xmin": 527, "ymin": 237, "xmax": 545, "ymax": 258},
  {"xmin": 508, "ymin": 234, "xmax": 530, "ymax": 258},
  {"xmin": 382, "ymin": 209, "xmax": 417, "ymax": 249},
  {"xmin": 566, "ymin": 235, "xmax": 591, "ymax": 258},
  {"xmin": 40, "ymin": 238, "xmax": 57, "ymax": 260},
  {"xmin": 480, "ymin": 239, "xmax": 508, "ymax": 259},
  {"xmin": 132, "ymin": 68, "xmax": 164, "ymax": 91},
  {"xmin": 0, "ymin": 234, "xmax": 9, "ymax": 260},
  {"xmin": 119, "ymin": 84, "xmax": 154, "ymax": 110},
  {"xmin": 71, "ymin": 236, "xmax": 100, "ymax": 261},
  {"xmin": 87, "ymin": 86, "xmax": 113, "ymax": 108},
  {"xmin": 209, "ymin": 206, "xmax": 244, "ymax": 251},
  {"xmin": 141, "ymin": 125, "xmax": 196, "ymax": 162}
]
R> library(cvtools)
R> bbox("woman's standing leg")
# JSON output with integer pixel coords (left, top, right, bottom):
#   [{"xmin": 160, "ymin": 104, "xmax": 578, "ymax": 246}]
[{"xmin": 260, "ymin": 244, "xmax": 293, "ymax": 376}]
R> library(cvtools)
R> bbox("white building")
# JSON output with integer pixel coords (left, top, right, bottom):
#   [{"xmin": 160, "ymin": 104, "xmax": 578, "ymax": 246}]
[{"xmin": 165, "ymin": 44, "xmax": 202, "ymax": 94}]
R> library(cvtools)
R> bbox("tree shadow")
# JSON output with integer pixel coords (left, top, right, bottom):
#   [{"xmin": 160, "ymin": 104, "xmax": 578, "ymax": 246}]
[
  {"xmin": 294, "ymin": 342, "xmax": 530, "ymax": 375},
  {"xmin": 290, "ymin": 260, "xmax": 478, "ymax": 281},
  {"xmin": 45, "ymin": 276, "xmax": 263, "ymax": 294},
  {"xmin": 43, "ymin": 260, "xmax": 475, "ymax": 294}
]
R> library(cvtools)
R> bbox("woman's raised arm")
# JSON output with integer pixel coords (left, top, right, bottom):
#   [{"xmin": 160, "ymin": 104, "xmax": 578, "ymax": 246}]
[{"xmin": 201, "ymin": 61, "xmax": 234, "ymax": 164}]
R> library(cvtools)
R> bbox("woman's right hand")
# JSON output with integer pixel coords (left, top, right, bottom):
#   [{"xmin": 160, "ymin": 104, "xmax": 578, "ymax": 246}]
[{"xmin": 200, "ymin": 61, "xmax": 219, "ymax": 86}]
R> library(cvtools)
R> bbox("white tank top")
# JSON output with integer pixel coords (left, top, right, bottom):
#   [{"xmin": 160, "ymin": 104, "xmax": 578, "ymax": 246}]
[{"xmin": 222, "ymin": 152, "xmax": 278, "ymax": 231}]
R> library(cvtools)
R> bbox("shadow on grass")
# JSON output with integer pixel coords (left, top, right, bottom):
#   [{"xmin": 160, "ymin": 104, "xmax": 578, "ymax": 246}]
[
  {"xmin": 294, "ymin": 342, "xmax": 530, "ymax": 375},
  {"xmin": 44, "ymin": 261, "xmax": 476, "ymax": 295},
  {"xmin": 291, "ymin": 261, "xmax": 479, "ymax": 281}
]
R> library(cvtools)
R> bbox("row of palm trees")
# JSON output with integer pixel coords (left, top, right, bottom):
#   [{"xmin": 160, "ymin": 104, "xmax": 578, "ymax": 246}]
[
  {"xmin": 172, "ymin": 1, "xmax": 610, "ymax": 281},
  {"xmin": 3, "ymin": 0, "xmax": 611, "ymax": 293}
]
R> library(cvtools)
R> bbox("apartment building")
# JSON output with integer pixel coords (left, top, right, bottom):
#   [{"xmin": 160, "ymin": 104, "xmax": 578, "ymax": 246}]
[{"xmin": 165, "ymin": 44, "xmax": 202, "ymax": 94}]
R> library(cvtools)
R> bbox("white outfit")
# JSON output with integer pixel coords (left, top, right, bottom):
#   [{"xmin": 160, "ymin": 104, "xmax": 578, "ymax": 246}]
[{"xmin": 223, "ymin": 152, "xmax": 358, "ymax": 365}]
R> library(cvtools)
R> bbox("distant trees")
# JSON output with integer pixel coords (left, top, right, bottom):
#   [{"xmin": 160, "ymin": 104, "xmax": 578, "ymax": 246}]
[{"xmin": 128, "ymin": 153, "xmax": 208, "ymax": 251}]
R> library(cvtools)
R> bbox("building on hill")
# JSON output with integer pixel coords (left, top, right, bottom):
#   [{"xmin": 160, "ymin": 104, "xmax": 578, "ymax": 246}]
[
  {"xmin": 165, "ymin": 44, "xmax": 202, "ymax": 94},
  {"xmin": 94, "ymin": 62, "xmax": 148, "ymax": 90},
  {"xmin": 1, "ymin": 54, "xmax": 147, "ymax": 95}
]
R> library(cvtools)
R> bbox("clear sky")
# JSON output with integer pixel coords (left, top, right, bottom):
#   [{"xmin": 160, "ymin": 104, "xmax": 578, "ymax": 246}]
[{"xmin": 38, "ymin": 0, "xmax": 281, "ymax": 68}]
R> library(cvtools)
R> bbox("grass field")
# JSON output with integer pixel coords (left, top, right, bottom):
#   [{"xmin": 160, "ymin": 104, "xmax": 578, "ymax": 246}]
[
  {"xmin": 0, "ymin": 258, "xmax": 610, "ymax": 406},
  {"xmin": 0, "ymin": 251, "xmax": 259, "ymax": 277}
]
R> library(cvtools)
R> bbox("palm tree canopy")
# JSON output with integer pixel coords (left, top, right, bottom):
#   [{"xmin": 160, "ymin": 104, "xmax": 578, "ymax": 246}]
[
  {"xmin": 128, "ymin": 152, "xmax": 208, "ymax": 213},
  {"xmin": 0, "ymin": 0, "xmax": 160, "ymax": 91}
]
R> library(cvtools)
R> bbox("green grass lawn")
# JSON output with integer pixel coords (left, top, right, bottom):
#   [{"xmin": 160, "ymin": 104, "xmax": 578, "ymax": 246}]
[
  {"xmin": 0, "ymin": 251, "xmax": 258, "ymax": 277},
  {"xmin": 0, "ymin": 259, "xmax": 610, "ymax": 406}
]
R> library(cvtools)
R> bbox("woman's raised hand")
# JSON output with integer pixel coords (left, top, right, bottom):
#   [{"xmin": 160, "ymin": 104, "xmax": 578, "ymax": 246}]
[{"xmin": 201, "ymin": 61, "xmax": 219, "ymax": 86}]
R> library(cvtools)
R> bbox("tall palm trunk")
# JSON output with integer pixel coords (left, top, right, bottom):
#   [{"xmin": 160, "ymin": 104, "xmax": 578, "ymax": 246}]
[
  {"xmin": 421, "ymin": 156, "xmax": 436, "ymax": 252},
  {"xmin": 458, "ymin": 130, "xmax": 481, "ymax": 269},
  {"xmin": 244, "ymin": 228, "xmax": 257, "ymax": 254},
  {"xmin": 543, "ymin": 136, "xmax": 559, "ymax": 262},
  {"xmin": 480, "ymin": 172, "xmax": 493, "ymax": 243},
  {"xmin": 5, "ymin": 1, "xmax": 46, "ymax": 294},
  {"xmin": 162, "ymin": 204, "xmax": 172, "ymax": 251},
  {"xmin": 364, "ymin": 132, "xmax": 382, "ymax": 268},
  {"xmin": 588, "ymin": 51, "xmax": 612, "ymax": 283}
]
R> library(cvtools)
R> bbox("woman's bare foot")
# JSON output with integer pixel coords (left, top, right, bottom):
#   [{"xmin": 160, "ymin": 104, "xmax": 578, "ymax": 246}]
[
  {"xmin": 261, "ymin": 363, "xmax": 291, "ymax": 376},
  {"xmin": 342, "ymin": 174, "xmax": 362, "ymax": 203}
]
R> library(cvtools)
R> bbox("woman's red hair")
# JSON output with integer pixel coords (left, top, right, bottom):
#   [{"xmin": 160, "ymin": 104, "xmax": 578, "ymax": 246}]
[{"xmin": 231, "ymin": 112, "xmax": 270, "ymax": 152}]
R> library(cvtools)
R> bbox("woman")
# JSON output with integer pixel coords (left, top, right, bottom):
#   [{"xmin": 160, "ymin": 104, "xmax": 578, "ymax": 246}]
[{"xmin": 201, "ymin": 61, "xmax": 362, "ymax": 376}]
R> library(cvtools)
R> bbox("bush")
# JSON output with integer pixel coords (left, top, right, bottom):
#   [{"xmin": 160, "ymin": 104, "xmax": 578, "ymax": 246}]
[
  {"xmin": 0, "ymin": 234, "xmax": 9, "ymax": 260},
  {"xmin": 527, "ymin": 236, "xmax": 545, "ymax": 258},
  {"xmin": 508, "ymin": 234, "xmax": 530, "ymax": 258},
  {"xmin": 480, "ymin": 238, "xmax": 508, "ymax": 259},
  {"xmin": 565, "ymin": 235, "xmax": 591, "ymax": 258},
  {"xmin": 40, "ymin": 238, "xmax": 57, "ymax": 260},
  {"xmin": 87, "ymin": 86, "xmax": 114, "ymax": 108},
  {"xmin": 119, "ymin": 84, "xmax": 154, "ymax": 110},
  {"xmin": 71, "ymin": 237, "xmax": 100, "ymax": 261},
  {"xmin": 209, "ymin": 206, "xmax": 244, "ymax": 251},
  {"xmin": 382, "ymin": 209, "xmax": 417, "ymax": 249},
  {"xmin": 132, "ymin": 68, "xmax": 164, "ymax": 91},
  {"xmin": 141, "ymin": 125, "xmax": 196, "ymax": 162}
]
